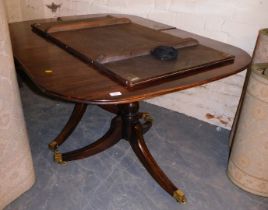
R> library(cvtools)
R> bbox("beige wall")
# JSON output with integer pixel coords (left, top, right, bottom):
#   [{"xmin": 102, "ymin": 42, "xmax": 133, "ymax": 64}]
[
  {"xmin": 0, "ymin": 0, "xmax": 35, "ymax": 208},
  {"xmin": 5, "ymin": 0, "xmax": 268, "ymax": 128}
]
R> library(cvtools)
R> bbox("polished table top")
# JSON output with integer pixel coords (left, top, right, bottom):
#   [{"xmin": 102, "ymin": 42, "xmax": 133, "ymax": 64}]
[{"xmin": 9, "ymin": 14, "xmax": 251, "ymax": 105}]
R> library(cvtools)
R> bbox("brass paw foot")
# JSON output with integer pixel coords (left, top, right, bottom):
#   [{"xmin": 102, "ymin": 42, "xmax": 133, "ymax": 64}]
[
  {"xmin": 48, "ymin": 141, "xmax": 58, "ymax": 151},
  {"xmin": 173, "ymin": 190, "xmax": 187, "ymax": 204},
  {"xmin": 54, "ymin": 150, "xmax": 66, "ymax": 165},
  {"xmin": 140, "ymin": 112, "xmax": 153, "ymax": 123}
]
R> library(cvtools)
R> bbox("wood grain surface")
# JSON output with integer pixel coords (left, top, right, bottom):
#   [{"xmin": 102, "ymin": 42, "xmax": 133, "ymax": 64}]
[{"xmin": 9, "ymin": 14, "xmax": 251, "ymax": 105}]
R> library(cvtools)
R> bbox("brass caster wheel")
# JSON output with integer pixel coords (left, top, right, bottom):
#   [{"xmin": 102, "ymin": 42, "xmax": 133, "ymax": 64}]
[
  {"xmin": 173, "ymin": 189, "xmax": 187, "ymax": 204},
  {"xmin": 140, "ymin": 112, "xmax": 153, "ymax": 123},
  {"xmin": 54, "ymin": 150, "xmax": 66, "ymax": 165},
  {"xmin": 48, "ymin": 141, "xmax": 58, "ymax": 151}
]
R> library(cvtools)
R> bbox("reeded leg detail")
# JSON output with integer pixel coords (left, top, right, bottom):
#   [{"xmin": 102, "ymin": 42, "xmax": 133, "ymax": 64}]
[
  {"xmin": 57, "ymin": 116, "xmax": 122, "ymax": 162},
  {"xmin": 130, "ymin": 124, "xmax": 187, "ymax": 204},
  {"xmin": 48, "ymin": 103, "xmax": 87, "ymax": 151}
]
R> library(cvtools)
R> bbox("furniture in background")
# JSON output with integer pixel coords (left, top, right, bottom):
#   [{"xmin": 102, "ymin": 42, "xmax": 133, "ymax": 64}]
[
  {"xmin": 9, "ymin": 14, "xmax": 251, "ymax": 204},
  {"xmin": 228, "ymin": 29, "xmax": 268, "ymax": 197},
  {"xmin": 0, "ymin": 0, "xmax": 35, "ymax": 209}
]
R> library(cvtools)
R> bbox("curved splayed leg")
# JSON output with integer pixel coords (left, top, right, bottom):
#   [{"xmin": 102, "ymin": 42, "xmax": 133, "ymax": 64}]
[
  {"xmin": 130, "ymin": 124, "xmax": 187, "ymax": 204},
  {"xmin": 49, "ymin": 103, "xmax": 87, "ymax": 151},
  {"xmin": 55, "ymin": 116, "xmax": 122, "ymax": 163}
]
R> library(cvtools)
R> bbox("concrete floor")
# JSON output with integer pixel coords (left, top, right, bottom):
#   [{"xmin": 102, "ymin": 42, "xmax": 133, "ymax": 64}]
[{"xmin": 5, "ymin": 85, "xmax": 268, "ymax": 210}]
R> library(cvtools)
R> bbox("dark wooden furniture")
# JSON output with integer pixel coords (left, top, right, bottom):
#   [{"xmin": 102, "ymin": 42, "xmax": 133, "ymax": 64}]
[
  {"xmin": 9, "ymin": 14, "xmax": 251, "ymax": 204},
  {"xmin": 31, "ymin": 15, "xmax": 234, "ymax": 87}
]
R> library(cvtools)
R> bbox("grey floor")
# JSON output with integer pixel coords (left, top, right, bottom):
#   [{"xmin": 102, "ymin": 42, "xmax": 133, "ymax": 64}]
[{"xmin": 5, "ymin": 84, "xmax": 268, "ymax": 210}]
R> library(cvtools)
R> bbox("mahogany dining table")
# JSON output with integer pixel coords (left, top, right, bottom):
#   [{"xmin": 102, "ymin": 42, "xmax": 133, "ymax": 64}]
[{"xmin": 9, "ymin": 14, "xmax": 251, "ymax": 204}]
